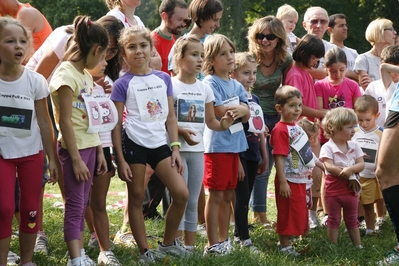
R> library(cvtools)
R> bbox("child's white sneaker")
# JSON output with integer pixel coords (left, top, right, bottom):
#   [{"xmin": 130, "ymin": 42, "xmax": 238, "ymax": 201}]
[
  {"xmin": 157, "ymin": 238, "xmax": 191, "ymax": 257},
  {"xmin": 279, "ymin": 245, "xmax": 300, "ymax": 257}
]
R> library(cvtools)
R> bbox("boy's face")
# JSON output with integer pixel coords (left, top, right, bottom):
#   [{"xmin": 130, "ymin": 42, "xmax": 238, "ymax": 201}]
[
  {"xmin": 356, "ymin": 110, "xmax": 379, "ymax": 131},
  {"xmin": 281, "ymin": 15, "xmax": 298, "ymax": 33},
  {"xmin": 276, "ymin": 96, "xmax": 302, "ymax": 123}
]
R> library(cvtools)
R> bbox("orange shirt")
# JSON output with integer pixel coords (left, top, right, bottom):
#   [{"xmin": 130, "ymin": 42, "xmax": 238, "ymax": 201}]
[{"xmin": 15, "ymin": 3, "xmax": 52, "ymax": 51}]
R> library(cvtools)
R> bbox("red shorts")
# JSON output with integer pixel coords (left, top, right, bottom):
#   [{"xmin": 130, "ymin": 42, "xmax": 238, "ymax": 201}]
[
  {"xmin": 275, "ymin": 178, "xmax": 308, "ymax": 236},
  {"xmin": 203, "ymin": 153, "xmax": 238, "ymax": 190}
]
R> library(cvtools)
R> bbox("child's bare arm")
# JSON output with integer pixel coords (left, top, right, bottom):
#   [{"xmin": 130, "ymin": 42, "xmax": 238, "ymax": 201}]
[
  {"xmin": 322, "ymin": 158, "xmax": 343, "ymax": 177},
  {"xmin": 274, "ymin": 154, "xmax": 291, "ymax": 198},
  {"xmin": 257, "ymin": 133, "xmax": 267, "ymax": 174},
  {"xmin": 204, "ymin": 101, "xmax": 234, "ymax": 131},
  {"xmin": 226, "ymin": 103, "xmax": 250, "ymax": 123},
  {"xmin": 338, "ymin": 157, "xmax": 365, "ymax": 179},
  {"xmin": 380, "ymin": 63, "xmax": 399, "ymax": 90}
]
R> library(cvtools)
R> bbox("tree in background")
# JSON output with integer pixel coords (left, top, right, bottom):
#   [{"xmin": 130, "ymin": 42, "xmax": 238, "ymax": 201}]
[{"xmin": 21, "ymin": 0, "xmax": 399, "ymax": 54}]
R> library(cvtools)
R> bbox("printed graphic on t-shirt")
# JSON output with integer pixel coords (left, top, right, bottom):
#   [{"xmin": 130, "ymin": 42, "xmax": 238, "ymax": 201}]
[
  {"xmin": 133, "ymin": 80, "xmax": 168, "ymax": 122},
  {"xmin": 328, "ymin": 94, "xmax": 345, "ymax": 109},
  {"xmin": 360, "ymin": 147, "xmax": 376, "ymax": 164},
  {"xmin": 83, "ymin": 93, "xmax": 118, "ymax": 133},
  {"xmin": 248, "ymin": 101, "xmax": 265, "ymax": 133},
  {"xmin": 0, "ymin": 93, "xmax": 33, "ymax": 137},
  {"xmin": 176, "ymin": 92, "xmax": 205, "ymax": 128},
  {"xmin": 290, "ymin": 129, "xmax": 315, "ymax": 167}
]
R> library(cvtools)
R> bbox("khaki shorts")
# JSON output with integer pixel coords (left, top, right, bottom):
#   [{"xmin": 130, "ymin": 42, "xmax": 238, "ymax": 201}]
[{"xmin": 360, "ymin": 177, "xmax": 383, "ymax": 205}]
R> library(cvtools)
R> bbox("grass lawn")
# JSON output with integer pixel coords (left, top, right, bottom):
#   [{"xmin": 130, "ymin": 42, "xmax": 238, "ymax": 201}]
[{"xmin": 10, "ymin": 169, "xmax": 397, "ymax": 265}]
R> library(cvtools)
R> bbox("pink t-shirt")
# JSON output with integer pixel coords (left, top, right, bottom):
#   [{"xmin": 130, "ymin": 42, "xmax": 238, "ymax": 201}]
[
  {"xmin": 320, "ymin": 139, "xmax": 364, "ymax": 197},
  {"xmin": 286, "ymin": 65, "xmax": 318, "ymax": 121},
  {"xmin": 315, "ymin": 77, "xmax": 362, "ymax": 143}
]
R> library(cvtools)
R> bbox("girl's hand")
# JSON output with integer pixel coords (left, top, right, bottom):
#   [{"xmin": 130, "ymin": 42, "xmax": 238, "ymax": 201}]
[
  {"xmin": 338, "ymin": 167, "xmax": 353, "ymax": 180},
  {"xmin": 117, "ymin": 161, "xmax": 133, "ymax": 182},
  {"xmin": 47, "ymin": 159, "xmax": 61, "ymax": 185},
  {"xmin": 226, "ymin": 104, "xmax": 248, "ymax": 120},
  {"xmin": 279, "ymin": 181, "xmax": 291, "ymax": 198},
  {"xmin": 219, "ymin": 110, "xmax": 235, "ymax": 130},
  {"xmin": 171, "ymin": 149, "xmax": 184, "ymax": 175},
  {"xmin": 238, "ymin": 161, "xmax": 245, "ymax": 182},
  {"xmin": 96, "ymin": 153, "xmax": 108, "ymax": 176},
  {"xmin": 181, "ymin": 128, "xmax": 200, "ymax": 146},
  {"xmin": 72, "ymin": 160, "xmax": 91, "ymax": 182},
  {"xmin": 257, "ymin": 158, "xmax": 267, "ymax": 174},
  {"xmin": 95, "ymin": 77, "xmax": 112, "ymax": 94}
]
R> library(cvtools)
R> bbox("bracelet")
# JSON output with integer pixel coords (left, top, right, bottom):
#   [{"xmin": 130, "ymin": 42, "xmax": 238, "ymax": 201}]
[{"xmin": 170, "ymin": 141, "xmax": 181, "ymax": 149}]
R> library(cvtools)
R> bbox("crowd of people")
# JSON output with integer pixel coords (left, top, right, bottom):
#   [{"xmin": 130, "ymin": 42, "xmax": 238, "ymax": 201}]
[{"xmin": 1, "ymin": 0, "xmax": 399, "ymax": 265}]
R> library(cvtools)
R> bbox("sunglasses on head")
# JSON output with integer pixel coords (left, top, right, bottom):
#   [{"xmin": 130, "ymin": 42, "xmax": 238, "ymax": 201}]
[
  {"xmin": 308, "ymin": 19, "xmax": 328, "ymax": 25},
  {"xmin": 255, "ymin": 33, "xmax": 278, "ymax": 41}
]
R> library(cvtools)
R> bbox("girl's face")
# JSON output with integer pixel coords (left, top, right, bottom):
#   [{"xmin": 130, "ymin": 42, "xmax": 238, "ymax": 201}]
[
  {"xmin": 178, "ymin": 41, "xmax": 204, "ymax": 76},
  {"xmin": 86, "ymin": 46, "xmax": 107, "ymax": 70},
  {"xmin": 333, "ymin": 123, "xmax": 356, "ymax": 142},
  {"xmin": 211, "ymin": 41, "xmax": 235, "ymax": 75},
  {"xmin": 0, "ymin": 24, "xmax": 29, "ymax": 65},
  {"xmin": 232, "ymin": 62, "xmax": 257, "ymax": 90},
  {"xmin": 256, "ymin": 27, "xmax": 279, "ymax": 54},
  {"xmin": 122, "ymin": 34, "xmax": 151, "ymax": 69},
  {"xmin": 105, "ymin": 36, "xmax": 119, "ymax": 61},
  {"xmin": 200, "ymin": 11, "xmax": 223, "ymax": 34},
  {"xmin": 326, "ymin": 62, "xmax": 346, "ymax": 84},
  {"xmin": 383, "ymin": 26, "xmax": 397, "ymax": 45},
  {"xmin": 87, "ymin": 56, "xmax": 108, "ymax": 78},
  {"xmin": 281, "ymin": 15, "xmax": 297, "ymax": 33},
  {"xmin": 122, "ymin": 0, "xmax": 141, "ymax": 8},
  {"xmin": 306, "ymin": 55, "xmax": 321, "ymax": 68}
]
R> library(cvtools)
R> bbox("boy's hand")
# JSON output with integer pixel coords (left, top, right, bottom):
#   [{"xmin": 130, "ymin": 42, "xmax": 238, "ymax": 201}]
[
  {"xmin": 219, "ymin": 110, "xmax": 235, "ymax": 130},
  {"xmin": 279, "ymin": 181, "xmax": 291, "ymax": 198},
  {"xmin": 226, "ymin": 104, "xmax": 248, "ymax": 120}
]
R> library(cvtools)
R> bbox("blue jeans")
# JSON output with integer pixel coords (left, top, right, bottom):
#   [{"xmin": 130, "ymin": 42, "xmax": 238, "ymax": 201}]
[{"xmin": 250, "ymin": 113, "xmax": 280, "ymax": 212}]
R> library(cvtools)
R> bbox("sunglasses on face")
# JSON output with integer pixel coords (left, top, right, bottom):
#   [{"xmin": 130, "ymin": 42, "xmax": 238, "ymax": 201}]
[
  {"xmin": 255, "ymin": 33, "xmax": 278, "ymax": 41},
  {"xmin": 308, "ymin": 19, "xmax": 328, "ymax": 25}
]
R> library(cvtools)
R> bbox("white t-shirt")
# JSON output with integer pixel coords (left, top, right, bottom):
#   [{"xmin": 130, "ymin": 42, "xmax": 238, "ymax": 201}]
[
  {"xmin": 341, "ymin": 46, "xmax": 359, "ymax": 72},
  {"xmin": 319, "ymin": 40, "xmax": 335, "ymax": 69},
  {"xmin": 0, "ymin": 68, "xmax": 49, "ymax": 159},
  {"xmin": 287, "ymin": 32, "xmax": 297, "ymax": 55},
  {"xmin": 365, "ymin": 79, "xmax": 398, "ymax": 127},
  {"xmin": 26, "ymin": 25, "xmax": 72, "ymax": 83},
  {"xmin": 106, "ymin": 8, "xmax": 144, "ymax": 28},
  {"xmin": 354, "ymin": 51, "xmax": 380, "ymax": 81},
  {"xmin": 172, "ymin": 77, "xmax": 215, "ymax": 152}
]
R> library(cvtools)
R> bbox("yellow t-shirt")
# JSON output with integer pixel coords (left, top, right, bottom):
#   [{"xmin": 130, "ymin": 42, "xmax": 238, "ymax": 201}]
[{"xmin": 50, "ymin": 61, "xmax": 100, "ymax": 149}]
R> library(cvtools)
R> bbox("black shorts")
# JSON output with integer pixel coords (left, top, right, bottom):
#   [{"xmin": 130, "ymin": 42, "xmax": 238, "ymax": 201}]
[
  {"xmin": 384, "ymin": 111, "xmax": 399, "ymax": 128},
  {"xmin": 122, "ymin": 130, "xmax": 171, "ymax": 170},
  {"xmin": 94, "ymin": 147, "xmax": 115, "ymax": 175}
]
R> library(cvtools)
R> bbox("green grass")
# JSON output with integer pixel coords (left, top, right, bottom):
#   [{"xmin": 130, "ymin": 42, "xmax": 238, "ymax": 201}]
[{"xmin": 11, "ymin": 172, "xmax": 397, "ymax": 265}]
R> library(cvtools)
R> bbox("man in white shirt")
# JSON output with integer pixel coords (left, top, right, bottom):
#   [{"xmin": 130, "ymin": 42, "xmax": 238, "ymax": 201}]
[{"xmin": 328, "ymin": 13, "xmax": 359, "ymax": 82}]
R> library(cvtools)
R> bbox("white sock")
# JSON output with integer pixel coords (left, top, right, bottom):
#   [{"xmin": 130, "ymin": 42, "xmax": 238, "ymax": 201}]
[
  {"xmin": 80, "ymin": 249, "xmax": 86, "ymax": 260},
  {"xmin": 365, "ymin": 229, "xmax": 374, "ymax": 235},
  {"xmin": 309, "ymin": 210, "xmax": 317, "ymax": 218},
  {"xmin": 185, "ymin": 245, "xmax": 194, "ymax": 251},
  {"xmin": 71, "ymin": 257, "xmax": 82, "ymax": 266}
]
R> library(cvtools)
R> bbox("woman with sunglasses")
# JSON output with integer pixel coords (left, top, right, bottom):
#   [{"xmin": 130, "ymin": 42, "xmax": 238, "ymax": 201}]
[
  {"xmin": 354, "ymin": 18, "xmax": 397, "ymax": 90},
  {"xmin": 246, "ymin": 16, "xmax": 293, "ymax": 227}
]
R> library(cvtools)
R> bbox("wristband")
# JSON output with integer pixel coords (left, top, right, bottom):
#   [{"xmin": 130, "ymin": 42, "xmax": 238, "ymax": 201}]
[{"xmin": 170, "ymin": 141, "xmax": 181, "ymax": 149}]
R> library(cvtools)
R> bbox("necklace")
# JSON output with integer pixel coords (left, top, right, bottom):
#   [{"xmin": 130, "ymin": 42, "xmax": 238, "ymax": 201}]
[{"xmin": 261, "ymin": 56, "xmax": 276, "ymax": 68}]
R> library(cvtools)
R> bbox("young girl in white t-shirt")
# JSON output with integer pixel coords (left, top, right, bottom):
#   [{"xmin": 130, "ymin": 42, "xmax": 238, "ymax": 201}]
[
  {"xmin": 111, "ymin": 26, "xmax": 190, "ymax": 263},
  {"xmin": 0, "ymin": 17, "xmax": 60, "ymax": 266},
  {"xmin": 171, "ymin": 36, "xmax": 233, "ymax": 251}
]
